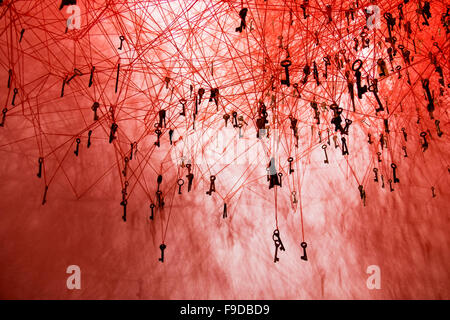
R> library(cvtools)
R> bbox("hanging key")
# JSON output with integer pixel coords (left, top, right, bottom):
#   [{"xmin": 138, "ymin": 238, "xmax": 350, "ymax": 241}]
[
  {"xmin": 42, "ymin": 185, "xmax": 49, "ymax": 205},
  {"xmin": 272, "ymin": 229, "xmax": 285, "ymax": 263},
  {"xmin": 388, "ymin": 179, "xmax": 394, "ymax": 192},
  {"xmin": 91, "ymin": 102, "xmax": 100, "ymax": 121},
  {"xmin": 302, "ymin": 64, "xmax": 310, "ymax": 84},
  {"xmin": 420, "ymin": 131, "xmax": 428, "ymax": 152},
  {"xmin": 300, "ymin": 242, "xmax": 308, "ymax": 261},
  {"xmin": 11, "ymin": 88, "xmax": 18, "ymax": 106},
  {"xmin": 177, "ymin": 179, "xmax": 184, "ymax": 194},
  {"xmin": 341, "ymin": 137, "xmax": 349, "ymax": 155},
  {"xmin": 333, "ymin": 135, "xmax": 338, "ymax": 148},
  {"xmin": 156, "ymin": 190, "xmax": 164, "ymax": 208},
  {"xmin": 401, "ymin": 127, "xmax": 407, "ymax": 141},
  {"xmin": 154, "ymin": 129, "xmax": 161, "ymax": 147},
  {"xmin": 179, "ymin": 99, "xmax": 186, "ymax": 116},
  {"xmin": 89, "ymin": 66, "xmax": 95, "ymax": 87},
  {"xmin": 37, "ymin": 157, "xmax": 44, "ymax": 178},
  {"xmin": 313, "ymin": 61, "xmax": 320, "ymax": 86},
  {"xmin": 288, "ymin": 157, "xmax": 294, "ymax": 174},
  {"xmin": 206, "ymin": 175, "xmax": 216, "ymax": 195},
  {"xmin": 223, "ymin": 203, "xmax": 227, "ymax": 219},
  {"xmin": 87, "ymin": 130, "xmax": 93, "ymax": 148},
  {"xmin": 164, "ymin": 77, "xmax": 170, "ymax": 89},
  {"xmin": 368, "ymin": 80, "xmax": 384, "ymax": 112},
  {"xmin": 322, "ymin": 145, "xmax": 329, "ymax": 164},
  {"xmin": 7, "ymin": 69, "xmax": 12, "ymax": 88},
  {"xmin": 373, "ymin": 168, "xmax": 378, "ymax": 182},
  {"xmin": 391, "ymin": 163, "xmax": 400, "ymax": 183},
  {"xmin": 156, "ymin": 174, "xmax": 163, "ymax": 192},
  {"xmin": 118, "ymin": 35, "xmax": 125, "ymax": 50},
  {"xmin": 0, "ymin": 108, "xmax": 7, "ymax": 127},
  {"xmin": 359, "ymin": 185, "xmax": 366, "ymax": 206},
  {"xmin": 109, "ymin": 123, "xmax": 118, "ymax": 143},
  {"xmin": 74, "ymin": 138, "xmax": 81, "ymax": 156},
  {"xmin": 149, "ymin": 203, "xmax": 155, "ymax": 220},
  {"xmin": 343, "ymin": 119, "xmax": 352, "ymax": 135},
  {"xmin": 280, "ymin": 59, "xmax": 291, "ymax": 87},
  {"xmin": 186, "ymin": 172, "xmax": 194, "ymax": 192},
  {"xmin": 377, "ymin": 151, "xmax": 382, "ymax": 162},
  {"xmin": 232, "ymin": 111, "xmax": 238, "ymax": 128},
  {"xmin": 120, "ymin": 199, "xmax": 127, "ymax": 222},
  {"xmin": 381, "ymin": 174, "xmax": 385, "ymax": 188},
  {"xmin": 158, "ymin": 109, "xmax": 166, "ymax": 128},
  {"xmin": 291, "ymin": 191, "xmax": 298, "ymax": 206},
  {"xmin": 422, "ymin": 79, "xmax": 435, "ymax": 115},
  {"xmin": 323, "ymin": 56, "xmax": 331, "ymax": 78},
  {"xmin": 223, "ymin": 113, "xmax": 230, "ymax": 127},
  {"xmin": 159, "ymin": 244, "xmax": 166, "ymax": 263},
  {"xmin": 352, "ymin": 59, "xmax": 367, "ymax": 99}
]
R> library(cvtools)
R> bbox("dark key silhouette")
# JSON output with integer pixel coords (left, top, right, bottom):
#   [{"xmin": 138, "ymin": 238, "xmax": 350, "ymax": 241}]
[
  {"xmin": 223, "ymin": 114, "xmax": 230, "ymax": 127},
  {"xmin": 7, "ymin": 69, "xmax": 12, "ymax": 88},
  {"xmin": 273, "ymin": 229, "xmax": 285, "ymax": 263},
  {"xmin": 60, "ymin": 77, "xmax": 67, "ymax": 97},
  {"xmin": 109, "ymin": 123, "xmax": 118, "ymax": 143},
  {"xmin": 89, "ymin": 66, "xmax": 95, "ymax": 87},
  {"xmin": 158, "ymin": 109, "xmax": 166, "ymax": 128},
  {"xmin": 120, "ymin": 199, "xmax": 127, "ymax": 222},
  {"xmin": 352, "ymin": 59, "xmax": 367, "ymax": 99},
  {"xmin": 177, "ymin": 179, "xmax": 184, "ymax": 194},
  {"xmin": 341, "ymin": 137, "xmax": 349, "ymax": 155},
  {"xmin": 91, "ymin": 102, "xmax": 100, "ymax": 121},
  {"xmin": 37, "ymin": 157, "xmax": 44, "ymax": 178},
  {"xmin": 401, "ymin": 127, "xmax": 407, "ymax": 141},
  {"xmin": 0, "ymin": 108, "xmax": 7, "ymax": 127},
  {"xmin": 154, "ymin": 129, "xmax": 161, "ymax": 147},
  {"xmin": 300, "ymin": 242, "xmax": 308, "ymax": 261},
  {"xmin": 42, "ymin": 185, "xmax": 49, "ymax": 205},
  {"xmin": 74, "ymin": 138, "xmax": 81, "ymax": 156},
  {"xmin": 420, "ymin": 132, "xmax": 428, "ymax": 152},
  {"xmin": 159, "ymin": 244, "xmax": 166, "ymax": 262},
  {"xmin": 115, "ymin": 63, "xmax": 120, "ymax": 93},
  {"xmin": 179, "ymin": 99, "xmax": 186, "ymax": 116},
  {"xmin": 288, "ymin": 157, "xmax": 294, "ymax": 174},
  {"xmin": 169, "ymin": 129, "xmax": 174, "ymax": 145},
  {"xmin": 149, "ymin": 203, "xmax": 155, "ymax": 220},
  {"xmin": 186, "ymin": 172, "xmax": 194, "ymax": 192},
  {"xmin": 368, "ymin": 80, "xmax": 384, "ymax": 112},
  {"xmin": 19, "ymin": 29, "xmax": 25, "ymax": 42},
  {"xmin": 206, "ymin": 175, "xmax": 216, "ymax": 195},
  {"xmin": 322, "ymin": 145, "xmax": 329, "ymax": 164},
  {"xmin": 87, "ymin": 130, "xmax": 92, "ymax": 148},
  {"xmin": 280, "ymin": 59, "xmax": 291, "ymax": 87},
  {"xmin": 391, "ymin": 163, "xmax": 400, "ymax": 183},
  {"xmin": 118, "ymin": 36, "xmax": 125, "ymax": 50}
]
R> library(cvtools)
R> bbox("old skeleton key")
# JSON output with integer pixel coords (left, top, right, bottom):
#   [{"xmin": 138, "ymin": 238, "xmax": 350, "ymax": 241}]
[{"xmin": 272, "ymin": 229, "xmax": 285, "ymax": 263}]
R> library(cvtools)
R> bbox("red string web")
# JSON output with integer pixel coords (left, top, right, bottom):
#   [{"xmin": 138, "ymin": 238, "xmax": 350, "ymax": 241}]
[{"xmin": 0, "ymin": 0, "xmax": 449, "ymax": 299}]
